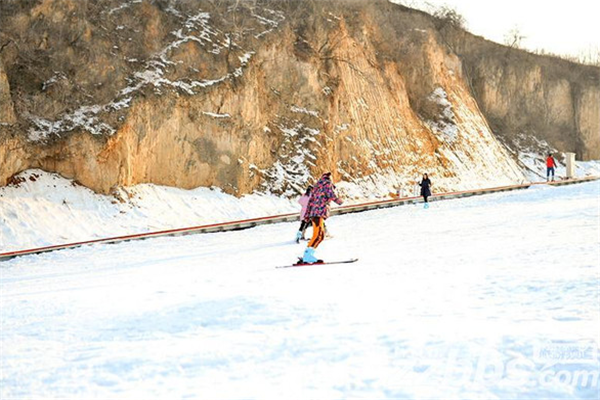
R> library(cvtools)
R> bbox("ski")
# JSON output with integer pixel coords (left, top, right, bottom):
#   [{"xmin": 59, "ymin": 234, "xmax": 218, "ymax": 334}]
[{"xmin": 276, "ymin": 258, "xmax": 358, "ymax": 269}]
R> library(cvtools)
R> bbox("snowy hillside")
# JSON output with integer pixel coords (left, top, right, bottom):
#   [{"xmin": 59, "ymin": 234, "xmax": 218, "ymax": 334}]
[
  {"xmin": 2, "ymin": 164, "xmax": 599, "ymax": 253},
  {"xmin": 1, "ymin": 180, "xmax": 599, "ymax": 399},
  {"xmin": 0, "ymin": 170, "xmax": 298, "ymax": 252}
]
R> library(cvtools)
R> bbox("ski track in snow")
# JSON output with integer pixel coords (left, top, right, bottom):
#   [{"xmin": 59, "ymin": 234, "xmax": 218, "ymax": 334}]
[{"xmin": 1, "ymin": 182, "xmax": 599, "ymax": 399}]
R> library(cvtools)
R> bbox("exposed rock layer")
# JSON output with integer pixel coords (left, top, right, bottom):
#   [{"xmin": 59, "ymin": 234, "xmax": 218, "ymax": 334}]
[
  {"xmin": 445, "ymin": 28, "xmax": 600, "ymax": 159},
  {"xmin": 0, "ymin": 0, "xmax": 597, "ymax": 195}
]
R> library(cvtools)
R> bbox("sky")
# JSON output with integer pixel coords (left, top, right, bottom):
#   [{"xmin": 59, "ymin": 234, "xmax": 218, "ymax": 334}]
[{"xmin": 391, "ymin": 0, "xmax": 600, "ymax": 62}]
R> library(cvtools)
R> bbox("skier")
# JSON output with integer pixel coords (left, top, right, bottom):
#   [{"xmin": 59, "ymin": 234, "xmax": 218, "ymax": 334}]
[
  {"xmin": 296, "ymin": 185, "xmax": 313, "ymax": 243},
  {"xmin": 418, "ymin": 173, "xmax": 432, "ymax": 208},
  {"xmin": 300, "ymin": 172, "xmax": 343, "ymax": 264},
  {"xmin": 546, "ymin": 153, "xmax": 556, "ymax": 182}
]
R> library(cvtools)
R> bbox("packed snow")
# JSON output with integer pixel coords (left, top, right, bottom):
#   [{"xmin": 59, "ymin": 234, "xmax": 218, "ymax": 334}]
[
  {"xmin": 2, "ymin": 165, "xmax": 599, "ymax": 253},
  {"xmin": 0, "ymin": 170, "xmax": 297, "ymax": 253},
  {"xmin": 1, "ymin": 180, "xmax": 599, "ymax": 399}
]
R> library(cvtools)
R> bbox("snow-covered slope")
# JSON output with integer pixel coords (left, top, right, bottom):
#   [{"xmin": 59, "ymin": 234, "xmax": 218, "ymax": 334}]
[
  {"xmin": 2, "ymin": 165, "xmax": 599, "ymax": 253},
  {"xmin": 1, "ymin": 181, "xmax": 598, "ymax": 399},
  {"xmin": 0, "ymin": 170, "xmax": 297, "ymax": 252}
]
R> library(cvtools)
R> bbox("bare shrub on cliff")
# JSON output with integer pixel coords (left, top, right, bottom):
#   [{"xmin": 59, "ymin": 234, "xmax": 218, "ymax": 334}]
[
  {"xmin": 532, "ymin": 47, "xmax": 600, "ymax": 68},
  {"xmin": 504, "ymin": 26, "xmax": 526, "ymax": 49},
  {"xmin": 575, "ymin": 46, "xmax": 600, "ymax": 67},
  {"xmin": 432, "ymin": 5, "xmax": 466, "ymax": 31}
]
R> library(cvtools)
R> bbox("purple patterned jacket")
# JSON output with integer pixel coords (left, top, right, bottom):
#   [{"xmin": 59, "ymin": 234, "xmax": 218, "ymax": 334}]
[{"xmin": 305, "ymin": 173, "xmax": 342, "ymax": 220}]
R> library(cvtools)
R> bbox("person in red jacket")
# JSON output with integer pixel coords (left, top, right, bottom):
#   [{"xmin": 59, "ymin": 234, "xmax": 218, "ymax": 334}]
[
  {"xmin": 546, "ymin": 153, "xmax": 556, "ymax": 182},
  {"xmin": 300, "ymin": 172, "xmax": 343, "ymax": 264}
]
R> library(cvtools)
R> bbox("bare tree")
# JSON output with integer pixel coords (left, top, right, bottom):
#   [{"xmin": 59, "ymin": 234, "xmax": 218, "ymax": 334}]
[{"xmin": 504, "ymin": 26, "xmax": 526, "ymax": 49}]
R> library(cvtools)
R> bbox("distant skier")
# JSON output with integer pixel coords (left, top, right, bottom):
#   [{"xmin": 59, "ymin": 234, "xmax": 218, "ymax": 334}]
[
  {"xmin": 296, "ymin": 185, "xmax": 313, "ymax": 243},
  {"xmin": 546, "ymin": 153, "xmax": 556, "ymax": 181},
  {"xmin": 301, "ymin": 172, "xmax": 343, "ymax": 264},
  {"xmin": 418, "ymin": 173, "xmax": 432, "ymax": 208}
]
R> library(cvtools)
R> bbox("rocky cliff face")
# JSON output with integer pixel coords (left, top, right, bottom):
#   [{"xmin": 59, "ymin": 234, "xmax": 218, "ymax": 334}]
[
  {"xmin": 444, "ymin": 28, "xmax": 600, "ymax": 160},
  {"xmin": 0, "ymin": 0, "xmax": 597, "ymax": 197},
  {"xmin": 0, "ymin": 59, "xmax": 16, "ymax": 124}
]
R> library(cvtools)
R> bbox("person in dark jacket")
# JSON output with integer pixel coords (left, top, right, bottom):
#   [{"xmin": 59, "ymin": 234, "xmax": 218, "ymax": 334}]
[
  {"xmin": 419, "ymin": 173, "xmax": 432, "ymax": 208},
  {"xmin": 301, "ymin": 172, "xmax": 343, "ymax": 263}
]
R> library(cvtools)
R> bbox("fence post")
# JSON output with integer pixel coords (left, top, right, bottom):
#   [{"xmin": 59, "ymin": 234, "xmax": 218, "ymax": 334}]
[{"xmin": 565, "ymin": 152, "xmax": 576, "ymax": 179}]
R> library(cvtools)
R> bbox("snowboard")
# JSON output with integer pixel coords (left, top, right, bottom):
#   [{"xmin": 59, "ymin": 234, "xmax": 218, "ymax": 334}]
[{"xmin": 276, "ymin": 258, "xmax": 358, "ymax": 269}]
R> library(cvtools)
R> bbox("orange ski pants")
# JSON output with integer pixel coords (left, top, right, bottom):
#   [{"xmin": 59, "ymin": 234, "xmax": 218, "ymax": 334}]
[{"xmin": 307, "ymin": 217, "xmax": 325, "ymax": 249}]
